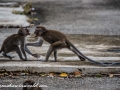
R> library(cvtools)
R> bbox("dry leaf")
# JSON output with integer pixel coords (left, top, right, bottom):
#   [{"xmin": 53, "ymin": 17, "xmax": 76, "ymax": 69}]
[
  {"xmin": 59, "ymin": 73, "xmax": 68, "ymax": 77},
  {"xmin": 48, "ymin": 72, "xmax": 55, "ymax": 78},
  {"xmin": 0, "ymin": 74, "xmax": 4, "ymax": 76},
  {"xmin": 109, "ymin": 74, "xmax": 114, "ymax": 78},
  {"xmin": 74, "ymin": 71, "xmax": 82, "ymax": 77},
  {"xmin": 74, "ymin": 71, "xmax": 82, "ymax": 75},
  {"xmin": 20, "ymin": 73, "xmax": 26, "ymax": 76},
  {"xmin": 4, "ymin": 72, "xmax": 9, "ymax": 76},
  {"xmin": 39, "ymin": 73, "xmax": 47, "ymax": 77}
]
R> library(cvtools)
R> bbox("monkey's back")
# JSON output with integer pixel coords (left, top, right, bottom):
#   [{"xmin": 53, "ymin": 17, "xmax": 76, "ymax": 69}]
[
  {"xmin": 42, "ymin": 30, "xmax": 67, "ymax": 44},
  {"xmin": 2, "ymin": 34, "xmax": 22, "ymax": 48}
]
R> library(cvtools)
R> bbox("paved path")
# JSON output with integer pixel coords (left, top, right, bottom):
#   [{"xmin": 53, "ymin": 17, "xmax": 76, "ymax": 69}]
[
  {"xmin": 1, "ymin": 0, "xmax": 120, "ymax": 35},
  {"xmin": 0, "ymin": 1, "xmax": 120, "ymax": 89},
  {"xmin": 31, "ymin": 0, "xmax": 120, "ymax": 35},
  {"xmin": 0, "ymin": 28, "xmax": 119, "ymax": 73},
  {"xmin": 0, "ymin": 0, "xmax": 119, "ymax": 73},
  {"xmin": 0, "ymin": 76, "xmax": 120, "ymax": 90}
]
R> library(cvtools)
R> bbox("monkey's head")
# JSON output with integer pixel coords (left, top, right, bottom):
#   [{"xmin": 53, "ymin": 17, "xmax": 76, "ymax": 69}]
[
  {"xmin": 18, "ymin": 27, "xmax": 30, "ymax": 36},
  {"xmin": 34, "ymin": 26, "xmax": 46, "ymax": 37}
]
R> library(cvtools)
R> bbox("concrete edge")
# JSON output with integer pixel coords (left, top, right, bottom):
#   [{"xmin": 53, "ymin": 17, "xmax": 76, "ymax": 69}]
[{"xmin": 0, "ymin": 66, "xmax": 120, "ymax": 74}]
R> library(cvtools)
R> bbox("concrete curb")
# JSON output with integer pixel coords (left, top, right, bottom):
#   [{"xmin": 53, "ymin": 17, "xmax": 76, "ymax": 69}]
[{"xmin": 0, "ymin": 61, "xmax": 119, "ymax": 74}]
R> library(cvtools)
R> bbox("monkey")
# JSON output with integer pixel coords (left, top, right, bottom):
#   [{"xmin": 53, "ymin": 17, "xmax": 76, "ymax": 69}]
[
  {"xmin": 23, "ymin": 80, "xmax": 43, "ymax": 90},
  {"xmin": 0, "ymin": 27, "xmax": 38, "ymax": 60},
  {"xmin": 26, "ymin": 26, "xmax": 85, "ymax": 62},
  {"xmin": 26, "ymin": 26, "xmax": 120, "ymax": 66}
]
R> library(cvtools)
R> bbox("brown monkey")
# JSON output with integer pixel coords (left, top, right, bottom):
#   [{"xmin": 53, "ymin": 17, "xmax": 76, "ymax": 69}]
[
  {"xmin": 0, "ymin": 27, "xmax": 38, "ymax": 60},
  {"xmin": 26, "ymin": 26, "xmax": 85, "ymax": 62},
  {"xmin": 26, "ymin": 26, "xmax": 120, "ymax": 65},
  {"xmin": 23, "ymin": 80, "xmax": 43, "ymax": 90}
]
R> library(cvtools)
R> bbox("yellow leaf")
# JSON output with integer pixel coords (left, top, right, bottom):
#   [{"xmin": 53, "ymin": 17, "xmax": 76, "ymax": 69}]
[
  {"xmin": 59, "ymin": 73, "xmax": 68, "ymax": 77},
  {"xmin": 33, "ymin": 18, "xmax": 38, "ymax": 21}
]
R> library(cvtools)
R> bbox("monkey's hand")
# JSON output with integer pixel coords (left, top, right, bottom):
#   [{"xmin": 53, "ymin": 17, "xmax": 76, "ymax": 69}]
[{"xmin": 32, "ymin": 53, "xmax": 40, "ymax": 58}]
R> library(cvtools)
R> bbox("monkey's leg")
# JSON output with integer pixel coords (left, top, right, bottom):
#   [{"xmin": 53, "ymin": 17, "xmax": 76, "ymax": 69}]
[
  {"xmin": 15, "ymin": 46, "xmax": 26, "ymax": 61},
  {"xmin": 2, "ymin": 53, "xmax": 12, "ymax": 60},
  {"xmin": 68, "ymin": 47, "xmax": 85, "ymax": 61},
  {"xmin": 45, "ymin": 41, "xmax": 66, "ymax": 62},
  {"xmin": 3, "ymin": 46, "xmax": 15, "ymax": 60},
  {"xmin": 54, "ymin": 51, "xmax": 57, "ymax": 62},
  {"xmin": 4, "ymin": 45, "xmax": 25, "ymax": 60},
  {"xmin": 45, "ymin": 45, "xmax": 53, "ymax": 62}
]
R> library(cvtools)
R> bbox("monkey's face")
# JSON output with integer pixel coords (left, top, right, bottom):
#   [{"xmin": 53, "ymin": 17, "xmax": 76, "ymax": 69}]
[
  {"xmin": 34, "ymin": 27, "xmax": 46, "ymax": 37},
  {"xmin": 18, "ymin": 27, "xmax": 30, "ymax": 36},
  {"xmin": 23, "ymin": 27, "xmax": 30, "ymax": 36}
]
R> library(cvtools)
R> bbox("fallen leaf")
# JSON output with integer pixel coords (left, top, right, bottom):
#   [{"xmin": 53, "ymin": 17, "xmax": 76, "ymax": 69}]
[
  {"xmin": 4, "ymin": 72, "xmax": 9, "ymax": 76},
  {"xmin": 74, "ymin": 71, "xmax": 82, "ymax": 75},
  {"xmin": 39, "ymin": 73, "xmax": 47, "ymax": 77},
  {"xmin": 74, "ymin": 71, "xmax": 82, "ymax": 77},
  {"xmin": 109, "ymin": 74, "xmax": 114, "ymax": 78},
  {"xmin": 20, "ymin": 73, "xmax": 26, "ymax": 76},
  {"xmin": 69, "ymin": 74, "xmax": 74, "ymax": 78},
  {"xmin": 59, "ymin": 73, "xmax": 68, "ymax": 77},
  {"xmin": 0, "ymin": 74, "xmax": 4, "ymax": 76},
  {"xmin": 95, "ymin": 74, "xmax": 102, "ymax": 77},
  {"xmin": 48, "ymin": 72, "xmax": 55, "ymax": 78},
  {"xmin": 33, "ymin": 18, "xmax": 38, "ymax": 21}
]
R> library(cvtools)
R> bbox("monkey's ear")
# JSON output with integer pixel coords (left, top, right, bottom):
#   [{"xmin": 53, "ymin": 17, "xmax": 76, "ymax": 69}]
[
  {"xmin": 18, "ymin": 27, "xmax": 23, "ymax": 35},
  {"xmin": 23, "ymin": 27, "xmax": 27, "ymax": 30},
  {"xmin": 42, "ymin": 26, "xmax": 46, "ymax": 32}
]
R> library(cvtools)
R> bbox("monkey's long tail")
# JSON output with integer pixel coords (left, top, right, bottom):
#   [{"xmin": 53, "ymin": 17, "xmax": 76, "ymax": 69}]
[{"xmin": 66, "ymin": 40, "xmax": 120, "ymax": 66}]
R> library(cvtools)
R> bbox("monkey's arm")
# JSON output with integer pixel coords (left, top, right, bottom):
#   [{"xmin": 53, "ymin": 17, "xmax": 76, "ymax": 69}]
[
  {"xmin": 25, "ymin": 44, "xmax": 40, "ymax": 58},
  {"xmin": 20, "ymin": 39, "xmax": 27, "ymax": 60},
  {"xmin": 25, "ymin": 38, "xmax": 43, "ymax": 58},
  {"xmin": 26, "ymin": 38, "xmax": 44, "ymax": 47},
  {"xmin": 25, "ymin": 45, "xmax": 33, "ymax": 55}
]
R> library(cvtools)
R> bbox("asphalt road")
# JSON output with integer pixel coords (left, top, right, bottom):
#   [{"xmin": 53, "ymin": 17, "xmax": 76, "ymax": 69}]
[
  {"xmin": 1, "ymin": 0, "xmax": 120, "ymax": 35},
  {"xmin": 0, "ymin": 76, "xmax": 120, "ymax": 90},
  {"xmin": 30, "ymin": 0, "xmax": 120, "ymax": 35}
]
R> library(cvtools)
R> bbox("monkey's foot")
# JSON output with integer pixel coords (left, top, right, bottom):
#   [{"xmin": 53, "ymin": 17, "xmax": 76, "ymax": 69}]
[
  {"xmin": 32, "ymin": 53, "xmax": 40, "ymax": 58},
  {"xmin": 8, "ymin": 56, "xmax": 12, "ymax": 60},
  {"xmin": 39, "ymin": 59, "xmax": 48, "ymax": 62},
  {"xmin": 2, "ymin": 53, "xmax": 12, "ymax": 60},
  {"xmin": 79, "ymin": 56, "xmax": 85, "ymax": 61}
]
